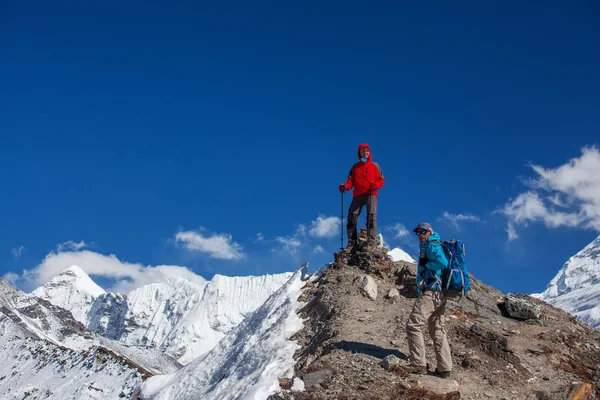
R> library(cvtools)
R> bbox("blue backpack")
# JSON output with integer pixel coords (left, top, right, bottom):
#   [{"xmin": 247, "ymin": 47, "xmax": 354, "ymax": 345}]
[{"xmin": 439, "ymin": 239, "xmax": 471, "ymax": 296}]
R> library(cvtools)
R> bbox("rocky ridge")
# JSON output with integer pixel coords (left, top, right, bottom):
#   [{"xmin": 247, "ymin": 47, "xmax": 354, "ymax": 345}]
[{"xmin": 272, "ymin": 248, "xmax": 600, "ymax": 400}]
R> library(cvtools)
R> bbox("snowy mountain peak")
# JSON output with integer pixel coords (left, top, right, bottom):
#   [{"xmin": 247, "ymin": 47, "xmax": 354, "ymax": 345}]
[
  {"xmin": 61, "ymin": 264, "xmax": 90, "ymax": 278},
  {"xmin": 166, "ymin": 275, "xmax": 207, "ymax": 290},
  {"xmin": 31, "ymin": 265, "xmax": 105, "ymax": 322},
  {"xmin": 536, "ymin": 234, "xmax": 600, "ymax": 329},
  {"xmin": 387, "ymin": 247, "xmax": 415, "ymax": 263},
  {"xmin": 140, "ymin": 265, "xmax": 307, "ymax": 400},
  {"xmin": 35, "ymin": 265, "xmax": 105, "ymax": 297},
  {"xmin": 0, "ymin": 278, "xmax": 22, "ymax": 299},
  {"xmin": 539, "ymin": 234, "xmax": 600, "ymax": 299}
]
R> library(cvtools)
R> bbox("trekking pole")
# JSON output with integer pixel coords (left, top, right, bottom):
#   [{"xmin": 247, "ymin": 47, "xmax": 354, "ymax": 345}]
[{"xmin": 340, "ymin": 191, "xmax": 344, "ymax": 251}]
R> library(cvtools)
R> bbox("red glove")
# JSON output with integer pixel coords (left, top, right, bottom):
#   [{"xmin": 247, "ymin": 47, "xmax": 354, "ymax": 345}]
[{"xmin": 339, "ymin": 184, "xmax": 347, "ymax": 193}]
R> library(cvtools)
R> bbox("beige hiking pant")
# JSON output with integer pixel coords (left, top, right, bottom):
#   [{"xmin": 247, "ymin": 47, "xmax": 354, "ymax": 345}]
[{"xmin": 405, "ymin": 290, "xmax": 452, "ymax": 372}]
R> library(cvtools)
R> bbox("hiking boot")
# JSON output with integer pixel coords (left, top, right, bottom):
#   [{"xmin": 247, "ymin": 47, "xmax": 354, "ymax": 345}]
[
  {"xmin": 432, "ymin": 369, "xmax": 451, "ymax": 379},
  {"xmin": 342, "ymin": 242, "xmax": 356, "ymax": 253},
  {"xmin": 398, "ymin": 364, "xmax": 427, "ymax": 375}
]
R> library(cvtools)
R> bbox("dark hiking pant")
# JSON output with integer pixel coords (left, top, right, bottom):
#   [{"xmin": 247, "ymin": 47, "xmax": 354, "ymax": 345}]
[{"xmin": 346, "ymin": 194, "xmax": 378, "ymax": 244}]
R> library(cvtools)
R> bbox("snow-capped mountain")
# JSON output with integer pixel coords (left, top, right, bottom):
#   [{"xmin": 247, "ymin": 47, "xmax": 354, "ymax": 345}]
[
  {"xmin": 535, "ymin": 234, "xmax": 600, "ymax": 329},
  {"xmin": 0, "ymin": 335, "xmax": 145, "ymax": 399},
  {"xmin": 33, "ymin": 266, "xmax": 293, "ymax": 364},
  {"xmin": 31, "ymin": 265, "xmax": 105, "ymax": 322},
  {"xmin": 141, "ymin": 264, "xmax": 308, "ymax": 400},
  {"xmin": 0, "ymin": 278, "xmax": 180, "ymax": 399},
  {"xmin": 388, "ymin": 247, "xmax": 415, "ymax": 263},
  {"xmin": 2, "ymin": 277, "xmax": 90, "ymax": 349}
]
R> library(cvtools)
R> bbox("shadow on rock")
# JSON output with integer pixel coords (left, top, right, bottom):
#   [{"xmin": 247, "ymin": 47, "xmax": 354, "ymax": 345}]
[{"xmin": 329, "ymin": 340, "xmax": 408, "ymax": 360}]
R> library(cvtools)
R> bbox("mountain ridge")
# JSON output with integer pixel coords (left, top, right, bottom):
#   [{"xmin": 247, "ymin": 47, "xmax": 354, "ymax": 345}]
[
  {"xmin": 535, "ymin": 234, "xmax": 600, "ymax": 329},
  {"xmin": 31, "ymin": 264, "xmax": 294, "ymax": 364}
]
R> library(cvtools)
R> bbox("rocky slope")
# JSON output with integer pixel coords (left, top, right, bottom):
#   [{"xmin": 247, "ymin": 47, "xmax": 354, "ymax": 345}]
[{"xmin": 272, "ymin": 248, "xmax": 600, "ymax": 400}]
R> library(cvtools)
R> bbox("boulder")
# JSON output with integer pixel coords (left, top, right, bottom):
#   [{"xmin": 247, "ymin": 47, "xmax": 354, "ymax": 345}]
[{"xmin": 504, "ymin": 294, "xmax": 542, "ymax": 320}]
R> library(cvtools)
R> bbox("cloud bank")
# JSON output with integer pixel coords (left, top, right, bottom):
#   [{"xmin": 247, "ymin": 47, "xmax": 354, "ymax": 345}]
[
  {"xmin": 10, "ymin": 248, "xmax": 206, "ymax": 293},
  {"xmin": 500, "ymin": 146, "xmax": 600, "ymax": 239}
]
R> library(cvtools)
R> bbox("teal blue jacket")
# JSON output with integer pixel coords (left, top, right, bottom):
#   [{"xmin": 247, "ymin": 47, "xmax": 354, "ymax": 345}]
[{"xmin": 416, "ymin": 232, "xmax": 449, "ymax": 294}]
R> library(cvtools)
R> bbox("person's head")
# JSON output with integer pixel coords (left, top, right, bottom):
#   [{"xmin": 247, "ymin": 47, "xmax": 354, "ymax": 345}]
[
  {"xmin": 357, "ymin": 144, "xmax": 371, "ymax": 161},
  {"xmin": 413, "ymin": 222, "xmax": 433, "ymax": 243}
]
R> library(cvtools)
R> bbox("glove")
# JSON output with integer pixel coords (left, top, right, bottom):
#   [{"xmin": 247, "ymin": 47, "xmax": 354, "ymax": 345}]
[
  {"xmin": 418, "ymin": 257, "xmax": 429, "ymax": 268},
  {"xmin": 339, "ymin": 184, "xmax": 347, "ymax": 193},
  {"xmin": 369, "ymin": 182, "xmax": 377, "ymax": 191}
]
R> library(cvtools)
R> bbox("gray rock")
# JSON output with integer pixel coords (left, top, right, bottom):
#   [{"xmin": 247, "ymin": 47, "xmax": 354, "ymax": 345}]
[
  {"xmin": 301, "ymin": 369, "xmax": 333, "ymax": 389},
  {"xmin": 359, "ymin": 276, "xmax": 377, "ymax": 300},
  {"xmin": 386, "ymin": 289, "xmax": 400, "ymax": 303},
  {"xmin": 415, "ymin": 376, "xmax": 460, "ymax": 394},
  {"xmin": 504, "ymin": 294, "xmax": 542, "ymax": 320},
  {"xmin": 380, "ymin": 354, "xmax": 401, "ymax": 370}
]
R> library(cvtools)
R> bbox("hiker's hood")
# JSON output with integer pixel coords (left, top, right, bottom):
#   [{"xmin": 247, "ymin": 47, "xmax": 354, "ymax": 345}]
[
  {"xmin": 427, "ymin": 232, "xmax": 441, "ymax": 242},
  {"xmin": 357, "ymin": 143, "xmax": 372, "ymax": 161},
  {"xmin": 419, "ymin": 231, "xmax": 443, "ymax": 252}
]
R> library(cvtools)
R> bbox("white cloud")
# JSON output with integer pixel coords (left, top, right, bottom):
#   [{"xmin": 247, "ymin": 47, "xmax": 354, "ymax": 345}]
[
  {"xmin": 548, "ymin": 193, "xmax": 565, "ymax": 207},
  {"xmin": 256, "ymin": 233, "xmax": 264, "ymax": 241},
  {"xmin": 296, "ymin": 224, "xmax": 307, "ymax": 236},
  {"xmin": 3, "ymin": 271, "xmax": 20, "ymax": 285},
  {"xmin": 440, "ymin": 212, "xmax": 481, "ymax": 230},
  {"xmin": 275, "ymin": 236, "xmax": 302, "ymax": 252},
  {"xmin": 501, "ymin": 191, "xmax": 584, "ymax": 232},
  {"xmin": 11, "ymin": 246, "xmax": 25, "ymax": 258},
  {"xmin": 309, "ymin": 216, "xmax": 341, "ymax": 238},
  {"xmin": 272, "ymin": 223, "xmax": 308, "ymax": 254},
  {"xmin": 57, "ymin": 240, "xmax": 86, "ymax": 252},
  {"xmin": 312, "ymin": 245, "xmax": 326, "ymax": 254},
  {"xmin": 272, "ymin": 215, "xmax": 341, "ymax": 254},
  {"xmin": 386, "ymin": 223, "xmax": 409, "ymax": 239},
  {"xmin": 175, "ymin": 229, "xmax": 245, "ymax": 260},
  {"xmin": 14, "ymin": 249, "xmax": 206, "ymax": 293},
  {"xmin": 506, "ymin": 222, "xmax": 518, "ymax": 241},
  {"xmin": 499, "ymin": 146, "xmax": 600, "ymax": 239}
]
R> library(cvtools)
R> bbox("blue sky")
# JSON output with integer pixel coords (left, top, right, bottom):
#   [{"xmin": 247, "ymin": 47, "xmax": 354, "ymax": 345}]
[{"xmin": 1, "ymin": 1, "xmax": 599, "ymax": 295}]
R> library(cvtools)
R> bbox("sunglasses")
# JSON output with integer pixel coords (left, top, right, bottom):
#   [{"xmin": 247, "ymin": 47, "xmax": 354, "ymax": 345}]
[
  {"xmin": 360, "ymin": 149, "xmax": 370, "ymax": 153},
  {"xmin": 415, "ymin": 230, "xmax": 429, "ymax": 236}
]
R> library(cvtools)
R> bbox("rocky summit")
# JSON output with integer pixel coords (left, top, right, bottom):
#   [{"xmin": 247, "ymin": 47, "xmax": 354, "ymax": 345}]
[{"xmin": 271, "ymin": 247, "xmax": 600, "ymax": 400}]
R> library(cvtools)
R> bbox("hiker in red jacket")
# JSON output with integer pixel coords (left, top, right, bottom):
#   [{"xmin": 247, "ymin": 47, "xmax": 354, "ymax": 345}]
[{"xmin": 338, "ymin": 143, "xmax": 385, "ymax": 252}]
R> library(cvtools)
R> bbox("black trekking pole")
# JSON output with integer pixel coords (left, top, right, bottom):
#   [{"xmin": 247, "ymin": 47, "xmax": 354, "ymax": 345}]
[{"xmin": 340, "ymin": 191, "xmax": 344, "ymax": 251}]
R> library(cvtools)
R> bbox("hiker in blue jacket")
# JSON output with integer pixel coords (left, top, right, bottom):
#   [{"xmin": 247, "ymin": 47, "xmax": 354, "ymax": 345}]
[{"xmin": 400, "ymin": 222, "xmax": 453, "ymax": 379}]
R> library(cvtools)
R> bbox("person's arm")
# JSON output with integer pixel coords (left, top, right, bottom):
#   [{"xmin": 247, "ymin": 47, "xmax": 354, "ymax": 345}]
[
  {"xmin": 372, "ymin": 162, "xmax": 384, "ymax": 190},
  {"xmin": 344, "ymin": 166, "xmax": 355, "ymax": 190},
  {"xmin": 426, "ymin": 242, "xmax": 448, "ymax": 271}
]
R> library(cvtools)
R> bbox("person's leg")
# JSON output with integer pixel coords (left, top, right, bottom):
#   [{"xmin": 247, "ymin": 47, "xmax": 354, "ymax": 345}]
[
  {"xmin": 345, "ymin": 197, "xmax": 364, "ymax": 248},
  {"xmin": 366, "ymin": 195, "xmax": 378, "ymax": 244},
  {"xmin": 405, "ymin": 291, "xmax": 436, "ymax": 371},
  {"xmin": 427, "ymin": 292, "xmax": 452, "ymax": 373}
]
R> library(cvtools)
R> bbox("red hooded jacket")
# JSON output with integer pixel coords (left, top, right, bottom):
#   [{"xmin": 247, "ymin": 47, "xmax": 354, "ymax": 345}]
[{"xmin": 344, "ymin": 144, "xmax": 385, "ymax": 198}]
